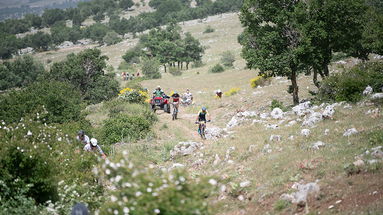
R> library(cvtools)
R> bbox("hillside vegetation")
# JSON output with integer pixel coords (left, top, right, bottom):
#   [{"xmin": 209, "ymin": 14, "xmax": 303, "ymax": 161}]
[{"xmin": 0, "ymin": 0, "xmax": 383, "ymax": 214}]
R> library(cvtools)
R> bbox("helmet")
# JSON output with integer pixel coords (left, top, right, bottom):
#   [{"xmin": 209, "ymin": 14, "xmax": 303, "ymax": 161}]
[
  {"xmin": 202, "ymin": 107, "xmax": 207, "ymax": 111},
  {"xmin": 157, "ymin": 86, "xmax": 161, "ymax": 90},
  {"xmin": 217, "ymin": 89, "xmax": 222, "ymax": 93},
  {"xmin": 90, "ymin": 138, "xmax": 98, "ymax": 147},
  {"xmin": 174, "ymin": 91, "xmax": 177, "ymax": 94},
  {"xmin": 78, "ymin": 130, "xmax": 85, "ymax": 136}
]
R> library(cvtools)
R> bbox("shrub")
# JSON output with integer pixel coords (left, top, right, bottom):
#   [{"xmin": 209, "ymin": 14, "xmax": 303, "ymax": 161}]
[
  {"xmin": 169, "ymin": 67, "xmax": 182, "ymax": 76},
  {"xmin": 250, "ymin": 75, "xmax": 271, "ymax": 88},
  {"xmin": 220, "ymin": 51, "xmax": 235, "ymax": 67},
  {"xmin": 192, "ymin": 60, "xmax": 204, "ymax": 68},
  {"xmin": 99, "ymin": 157, "xmax": 215, "ymax": 215},
  {"xmin": 203, "ymin": 25, "xmax": 215, "ymax": 33},
  {"xmin": 118, "ymin": 87, "xmax": 149, "ymax": 104},
  {"xmin": 100, "ymin": 114, "xmax": 153, "ymax": 144},
  {"xmin": 123, "ymin": 46, "xmax": 142, "ymax": 64},
  {"xmin": 0, "ymin": 118, "xmax": 103, "ymax": 213},
  {"xmin": 318, "ymin": 61, "xmax": 383, "ymax": 102},
  {"xmin": 209, "ymin": 63, "xmax": 225, "ymax": 73},
  {"xmin": 368, "ymin": 130, "xmax": 383, "ymax": 146},
  {"xmin": 224, "ymin": 87, "xmax": 240, "ymax": 96},
  {"xmin": 142, "ymin": 58, "xmax": 161, "ymax": 79},
  {"xmin": 103, "ymin": 31, "xmax": 122, "ymax": 46},
  {"xmin": 84, "ymin": 75, "xmax": 119, "ymax": 104},
  {"xmin": 0, "ymin": 55, "xmax": 44, "ymax": 90},
  {"xmin": 274, "ymin": 199, "xmax": 290, "ymax": 211},
  {"xmin": 270, "ymin": 99, "xmax": 288, "ymax": 111},
  {"xmin": 0, "ymin": 81, "xmax": 83, "ymax": 124}
]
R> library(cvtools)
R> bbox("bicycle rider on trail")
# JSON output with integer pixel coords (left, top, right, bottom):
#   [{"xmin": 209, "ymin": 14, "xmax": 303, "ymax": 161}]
[
  {"xmin": 171, "ymin": 91, "xmax": 181, "ymax": 109},
  {"xmin": 196, "ymin": 107, "xmax": 211, "ymax": 134}
]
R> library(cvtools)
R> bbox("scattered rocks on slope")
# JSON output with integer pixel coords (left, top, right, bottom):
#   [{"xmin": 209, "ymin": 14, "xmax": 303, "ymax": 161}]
[
  {"xmin": 371, "ymin": 93, "xmax": 383, "ymax": 100},
  {"xmin": 292, "ymin": 101, "xmax": 312, "ymax": 117},
  {"xmin": 170, "ymin": 141, "xmax": 203, "ymax": 158},
  {"xmin": 262, "ymin": 144, "xmax": 272, "ymax": 153},
  {"xmin": 270, "ymin": 135, "xmax": 282, "ymax": 142},
  {"xmin": 205, "ymin": 127, "xmax": 227, "ymax": 140},
  {"xmin": 56, "ymin": 41, "xmax": 74, "ymax": 49},
  {"xmin": 280, "ymin": 181, "xmax": 320, "ymax": 206},
  {"xmin": 302, "ymin": 112, "xmax": 323, "ymax": 127},
  {"xmin": 270, "ymin": 108, "xmax": 284, "ymax": 119},
  {"xmin": 322, "ymin": 104, "xmax": 335, "ymax": 119},
  {"xmin": 301, "ymin": 129, "xmax": 311, "ymax": 137},
  {"xmin": 371, "ymin": 146, "xmax": 383, "ymax": 159},
  {"xmin": 226, "ymin": 111, "xmax": 257, "ymax": 129},
  {"xmin": 363, "ymin": 85, "xmax": 373, "ymax": 96},
  {"xmin": 343, "ymin": 128, "xmax": 358, "ymax": 137},
  {"xmin": 311, "ymin": 141, "xmax": 326, "ymax": 150}
]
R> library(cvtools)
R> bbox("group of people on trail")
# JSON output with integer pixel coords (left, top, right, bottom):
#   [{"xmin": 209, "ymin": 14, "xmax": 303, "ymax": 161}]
[
  {"xmin": 77, "ymin": 130, "xmax": 107, "ymax": 159},
  {"xmin": 121, "ymin": 72, "xmax": 140, "ymax": 81},
  {"xmin": 152, "ymin": 86, "xmax": 193, "ymax": 106}
]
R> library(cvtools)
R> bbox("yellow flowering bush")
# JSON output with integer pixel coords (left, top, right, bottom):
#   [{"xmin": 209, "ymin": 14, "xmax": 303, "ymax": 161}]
[
  {"xmin": 224, "ymin": 87, "xmax": 241, "ymax": 96},
  {"xmin": 118, "ymin": 88, "xmax": 149, "ymax": 104},
  {"xmin": 250, "ymin": 75, "xmax": 271, "ymax": 88}
]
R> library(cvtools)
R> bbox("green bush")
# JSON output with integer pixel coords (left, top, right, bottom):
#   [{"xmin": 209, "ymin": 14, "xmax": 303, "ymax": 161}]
[
  {"xmin": 122, "ymin": 46, "xmax": 142, "ymax": 64},
  {"xmin": 274, "ymin": 199, "xmax": 290, "ymax": 211},
  {"xmin": 99, "ymin": 157, "xmax": 214, "ymax": 215},
  {"xmin": 220, "ymin": 51, "xmax": 235, "ymax": 67},
  {"xmin": 142, "ymin": 58, "xmax": 161, "ymax": 79},
  {"xmin": 84, "ymin": 75, "xmax": 119, "ymax": 104},
  {"xmin": 209, "ymin": 63, "xmax": 225, "ymax": 73},
  {"xmin": 100, "ymin": 113, "xmax": 154, "ymax": 144},
  {"xmin": 169, "ymin": 67, "xmax": 182, "ymax": 76},
  {"xmin": 0, "ymin": 118, "xmax": 103, "ymax": 213},
  {"xmin": 0, "ymin": 81, "xmax": 83, "ymax": 124},
  {"xmin": 203, "ymin": 25, "xmax": 215, "ymax": 33},
  {"xmin": 0, "ymin": 55, "xmax": 44, "ymax": 90},
  {"xmin": 103, "ymin": 31, "xmax": 122, "ymax": 45},
  {"xmin": 318, "ymin": 61, "xmax": 383, "ymax": 102},
  {"xmin": 270, "ymin": 99, "xmax": 288, "ymax": 111}
]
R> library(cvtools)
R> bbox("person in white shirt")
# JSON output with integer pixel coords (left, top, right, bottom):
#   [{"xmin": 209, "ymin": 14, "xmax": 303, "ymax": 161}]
[
  {"xmin": 182, "ymin": 89, "xmax": 193, "ymax": 105},
  {"xmin": 76, "ymin": 130, "xmax": 90, "ymax": 145},
  {"xmin": 84, "ymin": 138, "xmax": 107, "ymax": 159}
]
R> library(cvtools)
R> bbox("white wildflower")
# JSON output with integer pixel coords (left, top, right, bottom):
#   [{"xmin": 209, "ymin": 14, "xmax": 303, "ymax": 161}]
[
  {"xmin": 208, "ymin": 179, "xmax": 217, "ymax": 186},
  {"xmin": 105, "ymin": 169, "xmax": 111, "ymax": 175},
  {"xmin": 154, "ymin": 209, "xmax": 160, "ymax": 214},
  {"xmin": 123, "ymin": 207, "xmax": 130, "ymax": 214},
  {"xmin": 27, "ymin": 130, "xmax": 32, "ymax": 136},
  {"xmin": 147, "ymin": 188, "xmax": 152, "ymax": 193},
  {"xmin": 110, "ymin": 195, "xmax": 118, "ymax": 202},
  {"xmin": 135, "ymin": 191, "xmax": 142, "ymax": 197}
]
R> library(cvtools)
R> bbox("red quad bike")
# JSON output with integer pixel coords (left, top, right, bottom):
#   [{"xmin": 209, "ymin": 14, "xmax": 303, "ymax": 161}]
[{"xmin": 150, "ymin": 97, "xmax": 171, "ymax": 113}]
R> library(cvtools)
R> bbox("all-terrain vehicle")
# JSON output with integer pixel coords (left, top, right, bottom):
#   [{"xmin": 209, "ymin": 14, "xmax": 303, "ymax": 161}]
[{"xmin": 151, "ymin": 96, "xmax": 171, "ymax": 113}]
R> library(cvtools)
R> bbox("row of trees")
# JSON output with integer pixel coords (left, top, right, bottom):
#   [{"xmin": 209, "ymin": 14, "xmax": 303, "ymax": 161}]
[
  {"xmin": 123, "ymin": 24, "xmax": 204, "ymax": 73},
  {"xmin": 239, "ymin": 0, "xmax": 383, "ymax": 104}
]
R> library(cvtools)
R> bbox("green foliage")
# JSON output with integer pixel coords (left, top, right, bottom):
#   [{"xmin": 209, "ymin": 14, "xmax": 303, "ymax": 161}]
[
  {"xmin": 50, "ymin": 48, "xmax": 118, "ymax": 104},
  {"xmin": 271, "ymin": 99, "xmax": 287, "ymax": 112},
  {"xmin": 23, "ymin": 32, "xmax": 52, "ymax": 51},
  {"xmin": 0, "ymin": 119, "xmax": 103, "ymax": 213},
  {"xmin": 120, "ymin": 0, "xmax": 134, "ymax": 9},
  {"xmin": 99, "ymin": 156, "xmax": 214, "ymax": 215},
  {"xmin": 0, "ymin": 81, "xmax": 83, "ymax": 124},
  {"xmin": 209, "ymin": 63, "xmax": 225, "ymax": 73},
  {"xmin": 367, "ymin": 130, "xmax": 383, "ymax": 146},
  {"xmin": 42, "ymin": 8, "xmax": 66, "ymax": 26},
  {"xmin": 203, "ymin": 25, "xmax": 215, "ymax": 33},
  {"xmin": 317, "ymin": 61, "xmax": 383, "ymax": 102},
  {"xmin": 169, "ymin": 67, "xmax": 182, "ymax": 76},
  {"xmin": 0, "ymin": 33, "xmax": 19, "ymax": 59},
  {"xmin": 103, "ymin": 31, "xmax": 122, "ymax": 45},
  {"xmin": 142, "ymin": 58, "xmax": 161, "ymax": 79},
  {"xmin": 220, "ymin": 51, "xmax": 235, "ymax": 67},
  {"xmin": 0, "ymin": 55, "xmax": 44, "ymax": 90},
  {"xmin": 274, "ymin": 199, "xmax": 290, "ymax": 211},
  {"xmin": 122, "ymin": 46, "xmax": 142, "ymax": 64},
  {"xmin": 101, "ymin": 114, "xmax": 152, "ymax": 144},
  {"xmin": 118, "ymin": 88, "xmax": 149, "ymax": 104},
  {"xmin": 84, "ymin": 23, "xmax": 110, "ymax": 42}
]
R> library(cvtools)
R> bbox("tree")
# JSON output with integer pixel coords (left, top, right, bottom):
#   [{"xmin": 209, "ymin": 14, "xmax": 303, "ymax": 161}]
[
  {"xmin": 0, "ymin": 33, "xmax": 19, "ymax": 59},
  {"xmin": 103, "ymin": 31, "xmax": 122, "ymax": 45},
  {"xmin": 25, "ymin": 32, "xmax": 52, "ymax": 51},
  {"xmin": 24, "ymin": 14, "xmax": 42, "ymax": 28},
  {"xmin": 181, "ymin": 32, "xmax": 204, "ymax": 69},
  {"xmin": 240, "ymin": 0, "xmax": 308, "ymax": 104},
  {"xmin": 295, "ymin": 0, "xmax": 368, "ymax": 87},
  {"xmin": 120, "ymin": 0, "xmax": 134, "ymax": 9},
  {"xmin": 49, "ymin": 48, "xmax": 118, "ymax": 104},
  {"xmin": 42, "ymin": 8, "xmax": 66, "ymax": 27},
  {"xmin": 84, "ymin": 23, "xmax": 110, "ymax": 42},
  {"xmin": 220, "ymin": 51, "xmax": 235, "ymax": 67},
  {"xmin": 123, "ymin": 45, "xmax": 143, "ymax": 64},
  {"xmin": 142, "ymin": 57, "xmax": 161, "ymax": 79},
  {"xmin": 362, "ymin": 2, "xmax": 383, "ymax": 55}
]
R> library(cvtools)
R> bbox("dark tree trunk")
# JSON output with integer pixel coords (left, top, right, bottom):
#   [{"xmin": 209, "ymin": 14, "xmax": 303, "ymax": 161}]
[
  {"xmin": 164, "ymin": 64, "xmax": 167, "ymax": 73},
  {"xmin": 177, "ymin": 62, "xmax": 180, "ymax": 69},
  {"xmin": 181, "ymin": 62, "xmax": 183, "ymax": 70},
  {"xmin": 186, "ymin": 62, "xmax": 189, "ymax": 70},
  {"xmin": 313, "ymin": 69, "xmax": 320, "ymax": 88},
  {"xmin": 322, "ymin": 62, "xmax": 329, "ymax": 77},
  {"xmin": 291, "ymin": 70, "xmax": 299, "ymax": 105}
]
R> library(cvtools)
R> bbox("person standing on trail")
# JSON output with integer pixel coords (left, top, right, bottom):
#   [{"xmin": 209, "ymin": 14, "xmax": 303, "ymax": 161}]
[
  {"xmin": 83, "ymin": 138, "xmax": 107, "ymax": 159},
  {"xmin": 215, "ymin": 89, "xmax": 222, "ymax": 98},
  {"xmin": 77, "ymin": 130, "xmax": 90, "ymax": 145},
  {"xmin": 153, "ymin": 86, "xmax": 165, "ymax": 98},
  {"xmin": 182, "ymin": 89, "xmax": 193, "ymax": 105}
]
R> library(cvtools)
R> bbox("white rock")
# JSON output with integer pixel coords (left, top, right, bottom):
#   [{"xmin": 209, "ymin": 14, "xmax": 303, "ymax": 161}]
[
  {"xmin": 270, "ymin": 135, "xmax": 282, "ymax": 142},
  {"xmin": 371, "ymin": 146, "xmax": 383, "ymax": 159},
  {"xmin": 260, "ymin": 113, "xmax": 269, "ymax": 119},
  {"xmin": 366, "ymin": 108, "xmax": 380, "ymax": 115},
  {"xmin": 238, "ymin": 195, "xmax": 245, "ymax": 201},
  {"xmin": 240, "ymin": 181, "xmax": 251, "ymax": 188},
  {"xmin": 280, "ymin": 181, "xmax": 320, "ymax": 205},
  {"xmin": 266, "ymin": 124, "xmax": 279, "ymax": 129},
  {"xmin": 262, "ymin": 144, "xmax": 272, "ymax": 153},
  {"xmin": 248, "ymin": 145, "xmax": 257, "ymax": 152},
  {"xmin": 270, "ymin": 108, "xmax": 284, "ymax": 119},
  {"xmin": 213, "ymin": 154, "xmax": 221, "ymax": 166},
  {"xmin": 301, "ymin": 129, "xmax": 311, "ymax": 137},
  {"xmin": 324, "ymin": 129, "xmax": 330, "ymax": 135},
  {"xmin": 302, "ymin": 112, "xmax": 323, "ymax": 127},
  {"xmin": 335, "ymin": 200, "xmax": 342, "ymax": 204},
  {"xmin": 328, "ymin": 205, "xmax": 335, "ymax": 209},
  {"xmin": 172, "ymin": 163, "xmax": 185, "ymax": 168},
  {"xmin": 170, "ymin": 141, "xmax": 203, "ymax": 158},
  {"xmin": 371, "ymin": 93, "xmax": 383, "ymax": 100},
  {"xmin": 312, "ymin": 141, "xmax": 325, "ymax": 150},
  {"xmin": 286, "ymin": 120, "xmax": 297, "ymax": 126},
  {"xmin": 343, "ymin": 128, "xmax": 358, "ymax": 137},
  {"xmin": 363, "ymin": 85, "xmax": 373, "ymax": 96},
  {"xmin": 343, "ymin": 104, "xmax": 352, "ymax": 109},
  {"xmin": 322, "ymin": 105, "xmax": 335, "ymax": 119},
  {"xmin": 353, "ymin": 159, "xmax": 365, "ymax": 167},
  {"xmin": 205, "ymin": 127, "xmax": 227, "ymax": 140},
  {"xmin": 288, "ymin": 135, "xmax": 295, "ymax": 140},
  {"xmin": 292, "ymin": 101, "xmax": 312, "ymax": 117}
]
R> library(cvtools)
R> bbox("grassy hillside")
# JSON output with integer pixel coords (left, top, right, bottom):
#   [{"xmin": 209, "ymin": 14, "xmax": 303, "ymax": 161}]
[{"xmin": 34, "ymin": 12, "xmax": 383, "ymax": 214}]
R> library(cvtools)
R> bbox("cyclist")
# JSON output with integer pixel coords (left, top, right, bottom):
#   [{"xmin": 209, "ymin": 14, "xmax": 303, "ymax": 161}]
[
  {"xmin": 84, "ymin": 138, "xmax": 107, "ymax": 159},
  {"xmin": 196, "ymin": 107, "xmax": 211, "ymax": 134},
  {"xmin": 76, "ymin": 130, "xmax": 90, "ymax": 145}
]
